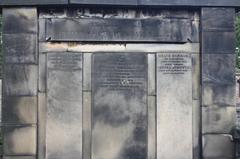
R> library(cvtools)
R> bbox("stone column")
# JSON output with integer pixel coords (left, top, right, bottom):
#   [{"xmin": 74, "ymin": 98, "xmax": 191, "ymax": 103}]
[
  {"xmin": 2, "ymin": 8, "xmax": 38, "ymax": 159},
  {"xmin": 201, "ymin": 8, "xmax": 236, "ymax": 159}
]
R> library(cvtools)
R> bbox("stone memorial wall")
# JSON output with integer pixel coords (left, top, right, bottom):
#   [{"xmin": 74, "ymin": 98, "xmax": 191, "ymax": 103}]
[{"xmin": 0, "ymin": 3, "xmax": 237, "ymax": 159}]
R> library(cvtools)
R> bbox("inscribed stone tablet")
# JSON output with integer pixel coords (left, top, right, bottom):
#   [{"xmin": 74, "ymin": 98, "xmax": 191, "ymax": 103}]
[
  {"xmin": 157, "ymin": 53, "xmax": 192, "ymax": 159},
  {"xmin": 46, "ymin": 53, "xmax": 82, "ymax": 159},
  {"xmin": 92, "ymin": 53, "xmax": 147, "ymax": 159}
]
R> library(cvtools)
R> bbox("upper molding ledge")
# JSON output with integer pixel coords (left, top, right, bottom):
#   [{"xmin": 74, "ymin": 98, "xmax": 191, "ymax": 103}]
[{"xmin": 1, "ymin": 0, "xmax": 240, "ymax": 7}]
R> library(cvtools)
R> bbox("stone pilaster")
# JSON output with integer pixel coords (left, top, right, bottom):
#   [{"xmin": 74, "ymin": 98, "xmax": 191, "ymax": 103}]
[
  {"xmin": 201, "ymin": 8, "xmax": 236, "ymax": 159},
  {"xmin": 2, "ymin": 8, "xmax": 38, "ymax": 159}
]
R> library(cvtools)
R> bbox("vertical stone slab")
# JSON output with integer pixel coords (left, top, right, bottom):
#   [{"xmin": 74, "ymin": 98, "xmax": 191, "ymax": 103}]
[
  {"xmin": 92, "ymin": 53, "xmax": 147, "ymax": 159},
  {"xmin": 157, "ymin": 53, "xmax": 192, "ymax": 159},
  {"xmin": 46, "ymin": 52, "xmax": 83, "ymax": 159}
]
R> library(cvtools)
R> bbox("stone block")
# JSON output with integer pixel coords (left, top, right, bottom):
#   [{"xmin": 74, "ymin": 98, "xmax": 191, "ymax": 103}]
[
  {"xmin": 202, "ymin": 54, "xmax": 235, "ymax": 84},
  {"xmin": 70, "ymin": 0, "xmax": 138, "ymax": 5},
  {"xmin": 3, "ymin": 65, "xmax": 37, "ymax": 96},
  {"xmin": 38, "ymin": 53, "xmax": 46, "ymax": 92},
  {"xmin": 83, "ymin": 53, "xmax": 92, "ymax": 91},
  {"xmin": 201, "ymin": 8, "xmax": 235, "ymax": 31},
  {"xmin": 92, "ymin": 53, "xmax": 147, "ymax": 159},
  {"xmin": 39, "ymin": 42, "xmax": 68, "ymax": 53},
  {"xmin": 192, "ymin": 54, "xmax": 200, "ymax": 100},
  {"xmin": 3, "ymin": 8, "xmax": 37, "ymax": 34},
  {"xmin": 148, "ymin": 96, "xmax": 156, "ymax": 159},
  {"xmin": 202, "ymin": 32, "xmax": 235, "ymax": 54},
  {"xmin": 38, "ymin": 93, "xmax": 46, "ymax": 159},
  {"xmin": 2, "ymin": 96, "xmax": 37, "ymax": 124},
  {"xmin": 3, "ymin": 34, "xmax": 37, "ymax": 64},
  {"xmin": 193, "ymin": 100, "xmax": 200, "ymax": 159},
  {"xmin": 202, "ymin": 83, "xmax": 235, "ymax": 107},
  {"xmin": 46, "ymin": 52, "xmax": 83, "ymax": 159},
  {"xmin": 3, "ymin": 126, "xmax": 36, "ymax": 155},
  {"xmin": 202, "ymin": 134, "xmax": 234, "ymax": 159},
  {"xmin": 157, "ymin": 53, "xmax": 192, "ymax": 159},
  {"xmin": 3, "ymin": 156, "xmax": 36, "ymax": 159},
  {"xmin": 1, "ymin": 0, "xmax": 68, "ymax": 5},
  {"xmin": 39, "ymin": 19, "xmax": 46, "ymax": 42},
  {"xmin": 148, "ymin": 54, "xmax": 156, "ymax": 96},
  {"xmin": 202, "ymin": 106, "xmax": 236, "ymax": 134},
  {"xmin": 83, "ymin": 92, "xmax": 91, "ymax": 159}
]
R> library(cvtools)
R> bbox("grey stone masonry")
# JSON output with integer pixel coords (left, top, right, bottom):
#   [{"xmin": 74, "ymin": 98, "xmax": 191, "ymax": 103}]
[
  {"xmin": 201, "ymin": 8, "xmax": 236, "ymax": 159},
  {"xmin": 1, "ymin": 0, "xmax": 240, "ymax": 7},
  {"xmin": 2, "ymin": 8, "xmax": 38, "ymax": 159}
]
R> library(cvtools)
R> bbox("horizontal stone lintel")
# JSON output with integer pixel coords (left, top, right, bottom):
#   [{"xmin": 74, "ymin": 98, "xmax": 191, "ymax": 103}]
[
  {"xmin": 46, "ymin": 18, "xmax": 196, "ymax": 42},
  {"xmin": 0, "ymin": 0, "xmax": 240, "ymax": 7}
]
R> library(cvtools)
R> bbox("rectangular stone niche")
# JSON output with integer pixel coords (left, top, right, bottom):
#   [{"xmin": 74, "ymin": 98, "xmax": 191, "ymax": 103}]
[
  {"xmin": 92, "ymin": 53, "xmax": 148, "ymax": 159},
  {"xmin": 157, "ymin": 53, "xmax": 193, "ymax": 159},
  {"xmin": 46, "ymin": 52, "xmax": 83, "ymax": 159}
]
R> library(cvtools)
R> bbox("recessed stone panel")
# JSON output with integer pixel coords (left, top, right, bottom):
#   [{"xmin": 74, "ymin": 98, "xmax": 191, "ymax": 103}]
[
  {"xmin": 202, "ymin": 134, "xmax": 234, "ymax": 159},
  {"xmin": 3, "ymin": 8, "xmax": 37, "ymax": 34},
  {"xmin": 46, "ymin": 52, "xmax": 83, "ymax": 159},
  {"xmin": 3, "ymin": 34, "xmax": 37, "ymax": 64},
  {"xmin": 202, "ymin": 54, "xmax": 235, "ymax": 84},
  {"xmin": 46, "ymin": 18, "xmax": 192, "ymax": 42},
  {"xmin": 92, "ymin": 53, "xmax": 147, "ymax": 159},
  {"xmin": 157, "ymin": 53, "xmax": 192, "ymax": 159},
  {"xmin": 202, "ymin": 106, "xmax": 236, "ymax": 134},
  {"xmin": 3, "ymin": 126, "xmax": 36, "ymax": 155},
  {"xmin": 3, "ymin": 65, "xmax": 37, "ymax": 96},
  {"xmin": 2, "ymin": 96, "xmax": 37, "ymax": 124}
]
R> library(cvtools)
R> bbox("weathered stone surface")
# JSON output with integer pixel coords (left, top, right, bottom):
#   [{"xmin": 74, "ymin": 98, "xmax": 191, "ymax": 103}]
[
  {"xmin": 202, "ymin": 134, "xmax": 234, "ymax": 159},
  {"xmin": 38, "ymin": 53, "xmax": 46, "ymax": 92},
  {"xmin": 1, "ymin": 0, "xmax": 240, "ymax": 6},
  {"xmin": 193, "ymin": 100, "xmax": 200, "ymax": 159},
  {"xmin": 202, "ymin": 54, "xmax": 235, "ymax": 85},
  {"xmin": 202, "ymin": 83, "xmax": 235, "ymax": 107},
  {"xmin": 83, "ymin": 53, "xmax": 92, "ymax": 91},
  {"xmin": 192, "ymin": 54, "xmax": 200, "ymax": 100},
  {"xmin": 46, "ymin": 52, "xmax": 83, "ymax": 159},
  {"xmin": 39, "ymin": 42, "xmax": 68, "ymax": 53},
  {"xmin": 157, "ymin": 53, "xmax": 192, "ymax": 159},
  {"xmin": 3, "ymin": 8, "xmax": 37, "ymax": 34},
  {"xmin": 70, "ymin": 0, "xmax": 138, "ymax": 5},
  {"xmin": 46, "ymin": 18, "xmax": 193, "ymax": 42},
  {"xmin": 1, "ymin": 0, "xmax": 68, "ymax": 5},
  {"xmin": 92, "ymin": 53, "xmax": 147, "ymax": 159},
  {"xmin": 139, "ymin": 0, "xmax": 240, "ymax": 6},
  {"xmin": 3, "ymin": 156, "xmax": 36, "ymax": 159},
  {"xmin": 3, "ymin": 34, "xmax": 37, "ymax": 64},
  {"xmin": 38, "ymin": 93, "xmax": 46, "ymax": 159},
  {"xmin": 148, "ymin": 96, "xmax": 156, "ymax": 159},
  {"xmin": 3, "ymin": 65, "xmax": 37, "ymax": 96},
  {"xmin": 39, "ymin": 19, "xmax": 46, "ymax": 42},
  {"xmin": 2, "ymin": 96, "xmax": 37, "ymax": 124},
  {"xmin": 202, "ymin": 32, "xmax": 235, "ymax": 54},
  {"xmin": 202, "ymin": 106, "xmax": 236, "ymax": 134},
  {"xmin": 3, "ymin": 126, "xmax": 36, "ymax": 155},
  {"xmin": 83, "ymin": 92, "xmax": 91, "ymax": 159},
  {"xmin": 148, "ymin": 54, "xmax": 156, "ymax": 96},
  {"xmin": 201, "ymin": 8, "xmax": 235, "ymax": 31}
]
